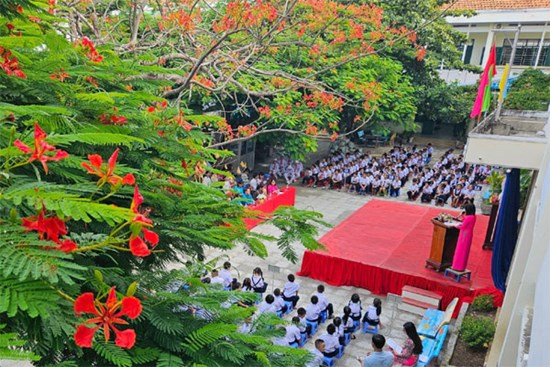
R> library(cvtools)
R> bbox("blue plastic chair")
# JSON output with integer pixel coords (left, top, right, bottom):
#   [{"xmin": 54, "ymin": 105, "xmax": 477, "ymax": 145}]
[
  {"xmin": 284, "ymin": 300, "xmax": 294, "ymax": 315},
  {"xmin": 343, "ymin": 332, "xmax": 351, "ymax": 346},
  {"xmin": 319, "ymin": 309, "xmax": 328, "ymax": 323},
  {"xmin": 352, "ymin": 319, "xmax": 361, "ymax": 332},
  {"xmin": 299, "ymin": 332, "xmax": 307, "ymax": 347},
  {"xmin": 276, "ymin": 310, "xmax": 283, "ymax": 318},
  {"xmin": 336, "ymin": 345, "xmax": 344, "ymax": 359},
  {"xmin": 322, "ymin": 356, "xmax": 335, "ymax": 367},
  {"xmin": 363, "ymin": 322, "xmax": 379, "ymax": 335},
  {"xmin": 306, "ymin": 320, "xmax": 319, "ymax": 335},
  {"xmin": 289, "ymin": 341, "xmax": 299, "ymax": 349}
]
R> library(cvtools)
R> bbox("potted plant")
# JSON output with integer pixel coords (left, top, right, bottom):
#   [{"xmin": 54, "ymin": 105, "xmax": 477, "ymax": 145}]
[{"xmin": 480, "ymin": 171, "xmax": 503, "ymax": 215}]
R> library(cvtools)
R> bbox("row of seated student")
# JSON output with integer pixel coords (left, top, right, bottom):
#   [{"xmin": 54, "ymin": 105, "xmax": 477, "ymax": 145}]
[
  {"xmin": 301, "ymin": 145, "xmax": 492, "ymax": 208},
  {"xmin": 201, "ymin": 264, "xmax": 424, "ymax": 366}
]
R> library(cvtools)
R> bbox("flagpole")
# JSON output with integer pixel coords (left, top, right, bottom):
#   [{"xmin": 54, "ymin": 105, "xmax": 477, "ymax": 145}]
[{"xmin": 495, "ymin": 25, "xmax": 521, "ymax": 121}]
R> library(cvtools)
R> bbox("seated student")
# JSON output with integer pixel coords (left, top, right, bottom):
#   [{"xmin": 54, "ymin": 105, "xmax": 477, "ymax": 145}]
[
  {"xmin": 314, "ymin": 285, "xmax": 333, "ymax": 319},
  {"xmin": 251, "ymin": 267, "xmax": 267, "ymax": 293},
  {"xmin": 282, "ymin": 274, "xmax": 300, "ymax": 307},
  {"xmin": 420, "ymin": 182, "xmax": 434, "ymax": 203},
  {"xmin": 258, "ymin": 294, "xmax": 277, "ymax": 315},
  {"xmin": 267, "ymin": 179, "xmax": 279, "ymax": 195},
  {"xmin": 435, "ymin": 182, "xmax": 450, "ymax": 206},
  {"xmin": 305, "ymin": 339, "xmax": 325, "ymax": 367},
  {"xmin": 450, "ymin": 183, "xmax": 464, "ymax": 208},
  {"xmin": 220, "ymin": 261, "xmax": 233, "ymax": 289},
  {"xmin": 319, "ymin": 324, "xmax": 340, "ymax": 358},
  {"xmin": 390, "ymin": 176, "xmax": 402, "ymax": 197},
  {"xmin": 332, "ymin": 317, "xmax": 345, "ymax": 345},
  {"xmin": 371, "ymin": 175, "xmax": 381, "ymax": 195},
  {"xmin": 407, "ymin": 178, "xmax": 420, "ymax": 201},
  {"xmin": 306, "ymin": 295, "xmax": 322, "ymax": 324},
  {"xmin": 273, "ymin": 288, "xmax": 288, "ymax": 315},
  {"xmin": 210, "ymin": 269, "xmax": 225, "ymax": 285},
  {"xmin": 349, "ymin": 172, "xmax": 360, "ymax": 193},
  {"xmin": 297, "ymin": 307, "xmax": 312, "ymax": 336},
  {"xmin": 342, "ymin": 306, "xmax": 355, "ymax": 336},
  {"xmin": 302, "ymin": 168, "xmax": 314, "ymax": 186},
  {"xmin": 362, "ymin": 298, "xmax": 383, "ymax": 329},
  {"xmin": 239, "ymin": 316, "xmax": 253, "ymax": 334},
  {"xmin": 241, "ymin": 188, "xmax": 254, "ymax": 206},
  {"xmin": 331, "ymin": 169, "xmax": 344, "ymax": 190},
  {"xmin": 358, "ymin": 173, "xmax": 369, "ymax": 195},
  {"xmin": 284, "ymin": 317, "xmax": 302, "ymax": 346},
  {"xmin": 461, "ymin": 183, "xmax": 476, "ymax": 204},
  {"xmin": 358, "ymin": 334, "xmax": 393, "ymax": 367},
  {"xmin": 255, "ymin": 186, "xmax": 268, "ymax": 203},
  {"xmin": 348, "ymin": 293, "xmax": 362, "ymax": 322}
]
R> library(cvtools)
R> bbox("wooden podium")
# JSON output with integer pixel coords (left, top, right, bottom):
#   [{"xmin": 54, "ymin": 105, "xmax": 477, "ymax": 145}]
[{"xmin": 426, "ymin": 219, "xmax": 460, "ymax": 272}]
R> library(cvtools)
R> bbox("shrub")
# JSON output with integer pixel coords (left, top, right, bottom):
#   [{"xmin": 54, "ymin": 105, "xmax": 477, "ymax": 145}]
[
  {"xmin": 471, "ymin": 294, "xmax": 496, "ymax": 312},
  {"xmin": 505, "ymin": 68, "xmax": 550, "ymax": 111},
  {"xmin": 460, "ymin": 316, "xmax": 496, "ymax": 350}
]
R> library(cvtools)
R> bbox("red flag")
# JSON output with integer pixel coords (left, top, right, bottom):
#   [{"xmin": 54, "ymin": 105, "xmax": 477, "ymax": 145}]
[{"xmin": 470, "ymin": 44, "xmax": 497, "ymax": 119}]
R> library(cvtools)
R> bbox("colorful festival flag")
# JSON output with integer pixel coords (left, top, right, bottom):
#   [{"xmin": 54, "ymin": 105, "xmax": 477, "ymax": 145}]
[
  {"xmin": 498, "ymin": 63, "xmax": 510, "ymax": 102},
  {"xmin": 470, "ymin": 44, "xmax": 497, "ymax": 119}
]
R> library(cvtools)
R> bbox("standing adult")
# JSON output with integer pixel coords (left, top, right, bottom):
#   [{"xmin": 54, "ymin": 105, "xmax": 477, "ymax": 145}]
[{"xmin": 451, "ymin": 203, "xmax": 477, "ymax": 271}]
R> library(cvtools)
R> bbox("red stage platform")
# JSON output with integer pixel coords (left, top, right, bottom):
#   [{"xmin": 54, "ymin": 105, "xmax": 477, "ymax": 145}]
[{"xmin": 298, "ymin": 200, "xmax": 495, "ymax": 309}]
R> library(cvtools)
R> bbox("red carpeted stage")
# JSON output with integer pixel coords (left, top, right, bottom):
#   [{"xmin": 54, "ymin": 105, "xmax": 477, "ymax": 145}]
[{"xmin": 298, "ymin": 200, "xmax": 495, "ymax": 309}]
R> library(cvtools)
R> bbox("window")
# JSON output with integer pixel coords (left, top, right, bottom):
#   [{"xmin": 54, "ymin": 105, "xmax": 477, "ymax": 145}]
[{"xmin": 498, "ymin": 39, "xmax": 550, "ymax": 66}]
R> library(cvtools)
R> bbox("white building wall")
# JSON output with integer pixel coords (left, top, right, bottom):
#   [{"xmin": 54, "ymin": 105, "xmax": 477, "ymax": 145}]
[{"xmin": 486, "ymin": 116, "xmax": 550, "ymax": 366}]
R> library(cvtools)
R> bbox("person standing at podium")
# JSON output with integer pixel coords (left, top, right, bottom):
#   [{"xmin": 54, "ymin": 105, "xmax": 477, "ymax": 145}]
[{"xmin": 451, "ymin": 203, "xmax": 477, "ymax": 271}]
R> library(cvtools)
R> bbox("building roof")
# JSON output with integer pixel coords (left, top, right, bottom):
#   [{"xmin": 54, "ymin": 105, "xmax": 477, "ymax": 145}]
[{"xmin": 452, "ymin": 0, "xmax": 550, "ymax": 10}]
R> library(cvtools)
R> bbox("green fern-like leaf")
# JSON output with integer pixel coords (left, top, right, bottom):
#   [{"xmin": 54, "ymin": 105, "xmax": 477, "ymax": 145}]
[
  {"xmin": 182, "ymin": 323, "xmax": 236, "ymax": 354},
  {"xmin": 93, "ymin": 342, "xmax": 133, "ymax": 367},
  {"xmin": 0, "ymin": 278, "xmax": 59, "ymax": 317},
  {"xmin": 156, "ymin": 352, "xmax": 184, "ymax": 367},
  {"xmin": 48, "ymin": 132, "xmax": 144, "ymax": 147},
  {"xmin": 0, "ymin": 324, "xmax": 40, "ymax": 361}
]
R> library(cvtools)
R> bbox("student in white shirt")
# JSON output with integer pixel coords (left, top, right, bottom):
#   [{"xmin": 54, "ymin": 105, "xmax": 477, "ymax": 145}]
[
  {"xmin": 219, "ymin": 261, "xmax": 233, "ymax": 289},
  {"xmin": 305, "ymin": 339, "xmax": 325, "ymax": 367},
  {"xmin": 258, "ymin": 294, "xmax": 277, "ymax": 315},
  {"xmin": 282, "ymin": 274, "xmax": 300, "ymax": 307},
  {"xmin": 362, "ymin": 298, "xmax": 383, "ymax": 328},
  {"xmin": 315, "ymin": 285, "xmax": 333, "ymax": 318},
  {"xmin": 251, "ymin": 267, "xmax": 266, "ymax": 293},
  {"xmin": 306, "ymin": 296, "xmax": 322, "ymax": 324},
  {"xmin": 285, "ymin": 317, "xmax": 302, "ymax": 346},
  {"xmin": 348, "ymin": 293, "xmax": 362, "ymax": 322},
  {"xmin": 273, "ymin": 288, "xmax": 287, "ymax": 314},
  {"xmin": 320, "ymin": 324, "xmax": 340, "ymax": 358},
  {"xmin": 407, "ymin": 178, "xmax": 420, "ymax": 201},
  {"xmin": 210, "ymin": 269, "xmax": 225, "ymax": 285}
]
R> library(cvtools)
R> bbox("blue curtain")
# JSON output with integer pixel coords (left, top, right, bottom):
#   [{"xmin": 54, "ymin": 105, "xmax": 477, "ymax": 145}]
[{"xmin": 491, "ymin": 169, "xmax": 521, "ymax": 292}]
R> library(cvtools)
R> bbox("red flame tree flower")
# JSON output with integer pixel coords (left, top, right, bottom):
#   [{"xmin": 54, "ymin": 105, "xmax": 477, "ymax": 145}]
[
  {"xmin": 74, "ymin": 287, "xmax": 142, "ymax": 349},
  {"xmin": 81, "ymin": 148, "xmax": 135, "ymax": 188},
  {"xmin": 13, "ymin": 122, "xmax": 68, "ymax": 174},
  {"xmin": 128, "ymin": 185, "xmax": 159, "ymax": 257}
]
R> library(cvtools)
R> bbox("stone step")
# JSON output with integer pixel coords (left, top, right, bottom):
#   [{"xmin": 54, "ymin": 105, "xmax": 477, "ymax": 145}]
[{"xmin": 401, "ymin": 285, "xmax": 442, "ymax": 309}]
